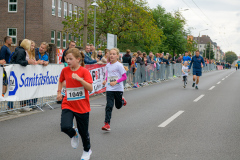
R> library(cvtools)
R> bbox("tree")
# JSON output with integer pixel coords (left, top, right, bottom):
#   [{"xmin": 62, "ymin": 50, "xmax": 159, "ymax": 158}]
[
  {"xmin": 152, "ymin": 5, "xmax": 187, "ymax": 55},
  {"xmin": 224, "ymin": 51, "xmax": 238, "ymax": 64},
  {"xmin": 205, "ymin": 42, "xmax": 215, "ymax": 60},
  {"xmin": 62, "ymin": 0, "xmax": 163, "ymax": 52}
]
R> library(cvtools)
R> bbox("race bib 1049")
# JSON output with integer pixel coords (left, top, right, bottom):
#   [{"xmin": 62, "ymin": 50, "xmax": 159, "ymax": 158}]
[{"xmin": 67, "ymin": 87, "xmax": 85, "ymax": 101}]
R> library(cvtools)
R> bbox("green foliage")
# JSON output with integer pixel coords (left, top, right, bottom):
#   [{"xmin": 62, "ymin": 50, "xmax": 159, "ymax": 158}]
[
  {"xmin": 152, "ymin": 5, "xmax": 187, "ymax": 55},
  {"xmin": 224, "ymin": 51, "xmax": 238, "ymax": 64},
  {"xmin": 62, "ymin": 0, "xmax": 163, "ymax": 52}
]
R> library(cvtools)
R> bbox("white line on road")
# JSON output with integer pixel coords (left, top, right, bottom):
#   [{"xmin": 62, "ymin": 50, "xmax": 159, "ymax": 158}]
[
  {"xmin": 193, "ymin": 94, "xmax": 205, "ymax": 102},
  {"xmin": 217, "ymin": 81, "xmax": 221, "ymax": 84},
  {"xmin": 209, "ymin": 86, "xmax": 215, "ymax": 90},
  {"xmin": 158, "ymin": 111, "xmax": 184, "ymax": 128},
  {"xmin": 222, "ymin": 78, "xmax": 225, "ymax": 80}
]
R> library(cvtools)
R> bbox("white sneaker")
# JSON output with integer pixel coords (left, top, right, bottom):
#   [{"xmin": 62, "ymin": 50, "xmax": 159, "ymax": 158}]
[
  {"xmin": 21, "ymin": 107, "xmax": 31, "ymax": 112},
  {"xmin": 7, "ymin": 110, "xmax": 21, "ymax": 115},
  {"xmin": 81, "ymin": 149, "xmax": 92, "ymax": 160},
  {"xmin": 71, "ymin": 128, "xmax": 79, "ymax": 149}
]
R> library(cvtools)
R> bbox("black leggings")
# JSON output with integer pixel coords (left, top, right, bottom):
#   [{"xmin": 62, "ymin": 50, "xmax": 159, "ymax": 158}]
[
  {"xmin": 61, "ymin": 109, "xmax": 90, "ymax": 152},
  {"xmin": 105, "ymin": 91, "xmax": 124, "ymax": 124}
]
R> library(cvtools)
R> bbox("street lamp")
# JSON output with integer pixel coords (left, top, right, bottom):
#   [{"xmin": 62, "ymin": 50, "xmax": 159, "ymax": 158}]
[
  {"xmin": 91, "ymin": 1, "xmax": 98, "ymax": 47},
  {"xmin": 198, "ymin": 29, "xmax": 208, "ymax": 50}
]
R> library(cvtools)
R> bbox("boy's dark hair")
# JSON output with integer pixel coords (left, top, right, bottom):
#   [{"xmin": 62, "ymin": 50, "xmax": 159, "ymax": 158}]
[{"xmin": 4, "ymin": 36, "xmax": 11, "ymax": 43}]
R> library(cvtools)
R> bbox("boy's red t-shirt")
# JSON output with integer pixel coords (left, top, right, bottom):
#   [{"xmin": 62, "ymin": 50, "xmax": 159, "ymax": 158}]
[{"xmin": 60, "ymin": 66, "xmax": 93, "ymax": 114}]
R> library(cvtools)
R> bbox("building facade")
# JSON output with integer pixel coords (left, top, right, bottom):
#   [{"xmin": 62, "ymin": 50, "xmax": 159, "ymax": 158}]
[
  {"xmin": 0, "ymin": 0, "xmax": 84, "ymax": 49},
  {"xmin": 193, "ymin": 35, "xmax": 218, "ymax": 60}
]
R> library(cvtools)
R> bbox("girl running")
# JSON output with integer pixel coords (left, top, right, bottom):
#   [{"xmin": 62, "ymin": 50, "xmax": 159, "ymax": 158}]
[
  {"xmin": 182, "ymin": 61, "xmax": 189, "ymax": 88},
  {"xmin": 102, "ymin": 48, "xmax": 127, "ymax": 131},
  {"xmin": 57, "ymin": 48, "xmax": 93, "ymax": 160}
]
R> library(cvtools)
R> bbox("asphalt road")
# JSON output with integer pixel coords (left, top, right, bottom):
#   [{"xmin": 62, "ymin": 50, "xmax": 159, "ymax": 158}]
[{"xmin": 0, "ymin": 69, "xmax": 240, "ymax": 160}]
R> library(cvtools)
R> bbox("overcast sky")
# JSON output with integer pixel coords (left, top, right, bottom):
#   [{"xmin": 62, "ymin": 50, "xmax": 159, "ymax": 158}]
[{"xmin": 147, "ymin": 0, "xmax": 240, "ymax": 55}]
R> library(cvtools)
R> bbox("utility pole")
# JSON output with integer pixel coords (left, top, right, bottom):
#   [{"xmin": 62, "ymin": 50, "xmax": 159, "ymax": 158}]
[
  {"xmin": 83, "ymin": 0, "xmax": 88, "ymax": 48},
  {"xmin": 209, "ymin": 41, "xmax": 211, "ymax": 60}
]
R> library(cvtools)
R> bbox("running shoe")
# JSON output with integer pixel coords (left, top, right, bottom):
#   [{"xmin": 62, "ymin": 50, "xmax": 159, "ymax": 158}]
[
  {"xmin": 102, "ymin": 122, "xmax": 111, "ymax": 131},
  {"xmin": 122, "ymin": 97, "xmax": 127, "ymax": 106},
  {"xmin": 192, "ymin": 83, "xmax": 195, "ymax": 87},
  {"xmin": 195, "ymin": 86, "xmax": 198, "ymax": 90},
  {"xmin": 71, "ymin": 128, "xmax": 79, "ymax": 149},
  {"xmin": 81, "ymin": 149, "xmax": 92, "ymax": 160},
  {"xmin": 183, "ymin": 85, "xmax": 186, "ymax": 88}
]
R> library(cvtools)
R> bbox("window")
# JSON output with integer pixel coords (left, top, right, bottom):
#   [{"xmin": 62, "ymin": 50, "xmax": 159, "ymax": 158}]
[
  {"xmin": 57, "ymin": 32, "xmax": 61, "ymax": 48},
  {"xmin": 52, "ymin": 0, "xmax": 56, "ymax": 15},
  {"xmin": 58, "ymin": 0, "xmax": 62, "ymax": 17},
  {"xmin": 64, "ymin": 2, "xmax": 67, "ymax": 18},
  {"xmin": 69, "ymin": 4, "xmax": 72, "ymax": 19},
  {"xmin": 8, "ymin": 0, "xmax": 17, "ymax": 12},
  {"xmin": 73, "ymin": 5, "xmax": 78, "ymax": 19},
  {"xmin": 74, "ymin": 36, "xmax": 77, "ymax": 42},
  {"xmin": 7, "ymin": 28, "xmax": 17, "ymax": 45},
  {"xmin": 63, "ymin": 33, "xmax": 66, "ymax": 48},
  {"xmin": 68, "ymin": 34, "xmax": 72, "ymax": 41},
  {"xmin": 51, "ymin": 31, "xmax": 55, "ymax": 44}
]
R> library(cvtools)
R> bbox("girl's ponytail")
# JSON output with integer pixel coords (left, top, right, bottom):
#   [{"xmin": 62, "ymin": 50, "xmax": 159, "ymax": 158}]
[{"xmin": 80, "ymin": 51, "xmax": 85, "ymax": 67}]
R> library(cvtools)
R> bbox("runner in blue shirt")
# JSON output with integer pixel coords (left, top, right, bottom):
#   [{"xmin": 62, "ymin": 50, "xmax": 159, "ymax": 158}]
[
  {"xmin": 188, "ymin": 50, "xmax": 205, "ymax": 89},
  {"xmin": 182, "ymin": 51, "xmax": 191, "ymax": 65}
]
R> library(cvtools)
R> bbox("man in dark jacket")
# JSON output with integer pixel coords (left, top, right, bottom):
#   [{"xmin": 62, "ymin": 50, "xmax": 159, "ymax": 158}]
[
  {"xmin": 122, "ymin": 49, "xmax": 132, "ymax": 66},
  {"xmin": 11, "ymin": 47, "xmax": 35, "ymax": 66},
  {"xmin": 61, "ymin": 41, "xmax": 76, "ymax": 63}
]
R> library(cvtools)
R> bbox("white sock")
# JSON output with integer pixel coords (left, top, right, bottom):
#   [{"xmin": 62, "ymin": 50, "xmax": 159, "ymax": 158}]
[{"xmin": 196, "ymin": 84, "xmax": 198, "ymax": 86}]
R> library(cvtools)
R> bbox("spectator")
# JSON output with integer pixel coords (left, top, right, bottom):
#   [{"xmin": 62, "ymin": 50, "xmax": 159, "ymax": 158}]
[
  {"xmin": 176, "ymin": 55, "xmax": 182, "ymax": 63},
  {"xmin": 122, "ymin": 49, "xmax": 132, "ymax": 66},
  {"xmin": 97, "ymin": 50, "xmax": 103, "ymax": 60},
  {"xmin": 10, "ymin": 39, "xmax": 35, "ymax": 66},
  {"xmin": 9, "ymin": 40, "xmax": 23, "ymax": 63},
  {"xmin": 172, "ymin": 53, "xmax": 177, "ymax": 62},
  {"xmin": 136, "ymin": 51, "xmax": 144, "ymax": 65},
  {"xmin": 0, "ymin": 36, "xmax": 12, "ymax": 64},
  {"xmin": 84, "ymin": 45, "xmax": 98, "ymax": 64},
  {"xmin": 147, "ymin": 52, "xmax": 155, "ymax": 64},
  {"xmin": 61, "ymin": 41, "xmax": 76, "ymax": 63},
  {"xmin": 101, "ymin": 49, "xmax": 109, "ymax": 63},
  {"xmin": 35, "ymin": 42, "xmax": 49, "ymax": 66},
  {"xmin": 143, "ymin": 52, "xmax": 148, "ymax": 66},
  {"xmin": 159, "ymin": 53, "xmax": 169, "ymax": 65},
  {"xmin": 91, "ymin": 46, "xmax": 98, "ymax": 60},
  {"xmin": 27, "ymin": 41, "xmax": 37, "ymax": 63}
]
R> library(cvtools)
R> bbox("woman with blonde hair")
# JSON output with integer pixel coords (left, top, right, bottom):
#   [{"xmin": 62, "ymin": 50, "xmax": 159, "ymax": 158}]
[
  {"xmin": 101, "ymin": 48, "xmax": 109, "ymax": 63},
  {"xmin": 10, "ymin": 39, "xmax": 36, "ymax": 66},
  {"xmin": 29, "ymin": 40, "xmax": 36, "ymax": 61}
]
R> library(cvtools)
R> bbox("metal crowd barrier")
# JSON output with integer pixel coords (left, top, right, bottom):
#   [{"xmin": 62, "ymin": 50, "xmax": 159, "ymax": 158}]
[
  {"xmin": 1, "ymin": 63, "xmax": 217, "ymax": 114},
  {"xmin": 123, "ymin": 63, "xmax": 217, "ymax": 86}
]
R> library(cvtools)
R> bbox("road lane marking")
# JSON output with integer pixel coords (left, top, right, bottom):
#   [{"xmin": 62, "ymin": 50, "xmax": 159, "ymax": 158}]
[
  {"xmin": 217, "ymin": 81, "xmax": 221, "ymax": 84},
  {"xmin": 193, "ymin": 94, "xmax": 205, "ymax": 102},
  {"xmin": 209, "ymin": 86, "xmax": 215, "ymax": 90},
  {"xmin": 222, "ymin": 78, "xmax": 225, "ymax": 80},
  {"xmin": 158, "ymin": 111, "xmax": 184, "ymax": 127}
]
